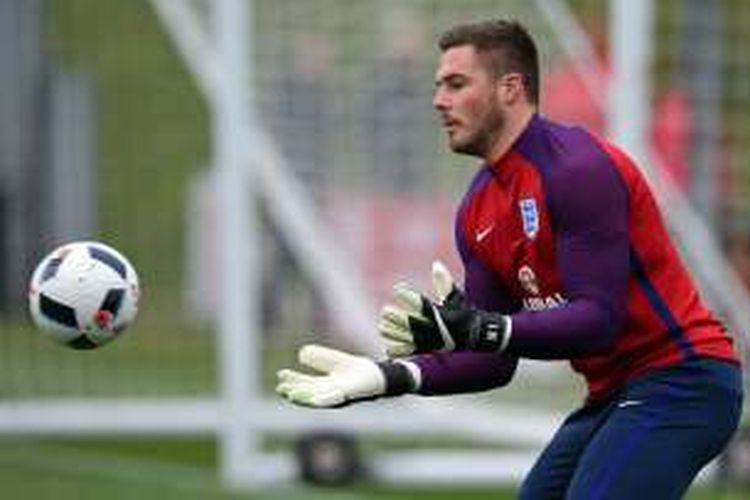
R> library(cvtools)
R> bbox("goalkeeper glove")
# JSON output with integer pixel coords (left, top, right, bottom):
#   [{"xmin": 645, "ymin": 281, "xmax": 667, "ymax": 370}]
[
  {"xmin": 276, "ymin": 344, "xmax": 417, "ymax": 408},
  {"xmin": 378, "ymin": 261, "xmax": 512, "ymax": 356}
]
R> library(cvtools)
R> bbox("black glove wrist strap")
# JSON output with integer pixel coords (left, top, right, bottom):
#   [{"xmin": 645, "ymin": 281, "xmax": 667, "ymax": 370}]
[
  {"xmin": 377, "ymin": 360, "xmax": 416, "ymax": 396},
  {"xmin": 467, "ymin": 312, "xmax": 510, "ymax": 352}
]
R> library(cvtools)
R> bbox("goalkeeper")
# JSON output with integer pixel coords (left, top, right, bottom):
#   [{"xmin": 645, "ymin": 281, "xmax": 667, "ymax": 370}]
[{"xmin": 277, "ymin": 19, "xmax": 743, "ymax": 499}]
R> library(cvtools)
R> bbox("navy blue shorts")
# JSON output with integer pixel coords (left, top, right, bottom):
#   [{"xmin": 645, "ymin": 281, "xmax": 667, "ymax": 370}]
[{"xmin": 519, "ymin": 358, "xmax": 743, "ymax": 500}]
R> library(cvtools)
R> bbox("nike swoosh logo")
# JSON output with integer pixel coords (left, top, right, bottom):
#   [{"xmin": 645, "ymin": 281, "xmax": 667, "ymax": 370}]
[
  {"xmin": 617, "ymin": 400, "xmax": 644, "ymax": 408},
  {"xmin": 476, "ymin": 224, "xmax": 495, "ymax": 242}
]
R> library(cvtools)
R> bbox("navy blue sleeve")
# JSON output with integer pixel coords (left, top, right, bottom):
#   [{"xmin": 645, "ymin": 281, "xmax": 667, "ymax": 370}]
[{"xmin": 508, "ymin": 133, "xmax": 630, "ymax": 359}]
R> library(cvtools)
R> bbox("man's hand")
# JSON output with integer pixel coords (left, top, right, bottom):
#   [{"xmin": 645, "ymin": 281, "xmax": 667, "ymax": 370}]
[
  {"xmin": 378, "ymin": 261, "xmax": 512, "ymax": 357},
  {"xmin": 276, "ymin": 344, "xmax": 415, "ymax": 408}
]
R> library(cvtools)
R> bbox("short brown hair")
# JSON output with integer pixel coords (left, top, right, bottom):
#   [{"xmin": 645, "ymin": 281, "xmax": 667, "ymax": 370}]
[{"xmin": 438, "ymin": 19, "xmax": 539, "ymax": 104}]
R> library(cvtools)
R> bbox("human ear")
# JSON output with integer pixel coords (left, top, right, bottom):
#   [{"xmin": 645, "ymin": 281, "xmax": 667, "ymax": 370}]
[{"xmin": 498, "ymin": 73, "xmax": 523, "ymax": 104}]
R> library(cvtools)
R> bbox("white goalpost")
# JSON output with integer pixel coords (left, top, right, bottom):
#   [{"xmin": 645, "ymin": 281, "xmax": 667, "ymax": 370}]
[
  {"xmin": 0, "ymin": 0, "xmax": 561, "ymax": 489},
  {"xmin": 152, "ymin": 0, "xmax": 560, "ymax": 487}
]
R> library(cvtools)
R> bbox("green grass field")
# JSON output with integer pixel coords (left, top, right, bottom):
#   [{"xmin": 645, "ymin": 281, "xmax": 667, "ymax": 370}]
[{"xmin": 1, "ymin": 438, "xmax": 748, "ymax": 500}]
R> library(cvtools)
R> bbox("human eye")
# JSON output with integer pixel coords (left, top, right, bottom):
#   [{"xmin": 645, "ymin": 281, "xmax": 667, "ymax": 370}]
[{"xmin": 445, "ymin": 75, "xmax": 466, "ymax": 90}]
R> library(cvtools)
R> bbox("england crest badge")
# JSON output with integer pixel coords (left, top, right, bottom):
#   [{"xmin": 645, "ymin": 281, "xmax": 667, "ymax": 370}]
[{"xmin": 519, "ymin": 198, "xmax": 539, "ymax": 239}]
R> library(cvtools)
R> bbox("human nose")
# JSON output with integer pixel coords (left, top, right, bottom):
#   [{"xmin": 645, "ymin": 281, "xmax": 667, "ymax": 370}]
[{"xmin": 433, "ymin": 86, "xmax": 448, "ymax": 111}]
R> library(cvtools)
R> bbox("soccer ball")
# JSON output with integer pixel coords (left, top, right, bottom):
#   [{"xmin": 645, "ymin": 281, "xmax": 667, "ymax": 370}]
[{"xmin": 28, "ymin": 241, "xmax": 140, "ymax": 350}]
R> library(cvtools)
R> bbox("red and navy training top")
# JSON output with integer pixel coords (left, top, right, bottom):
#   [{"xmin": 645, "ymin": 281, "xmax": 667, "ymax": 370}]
[{"xmin": 410, "ymin": 113, "xmax": 739, "ymax": 401}]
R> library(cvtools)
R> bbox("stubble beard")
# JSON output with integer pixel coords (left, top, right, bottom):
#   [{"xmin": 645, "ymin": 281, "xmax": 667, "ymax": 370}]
[{"xmin": 450, "ymin": 101, "xmax": 506, "ymax": 159}]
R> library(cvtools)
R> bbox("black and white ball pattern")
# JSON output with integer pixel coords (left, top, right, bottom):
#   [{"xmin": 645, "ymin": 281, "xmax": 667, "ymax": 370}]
[{"xmin": 28, "ymin": 241, "xmax": 140, "ymax": 349}]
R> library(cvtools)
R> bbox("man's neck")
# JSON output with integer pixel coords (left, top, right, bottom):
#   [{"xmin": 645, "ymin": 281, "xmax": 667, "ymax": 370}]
[{"xmin": 485, "ymin": 106, "xmax": 536, "ymax": 164}]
